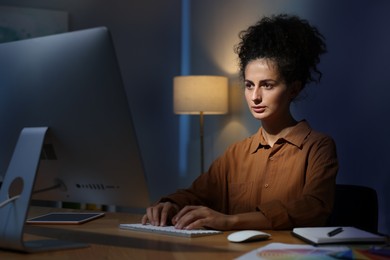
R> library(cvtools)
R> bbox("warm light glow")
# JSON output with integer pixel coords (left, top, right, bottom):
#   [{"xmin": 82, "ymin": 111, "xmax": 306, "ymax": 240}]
[{"xmin": 173, "ymin": 75, "xmax": 228, "ymax": 115}]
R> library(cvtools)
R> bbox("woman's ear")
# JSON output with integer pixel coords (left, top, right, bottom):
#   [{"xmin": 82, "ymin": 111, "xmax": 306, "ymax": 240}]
[{"xmin": 290, "ymin": 81, "xmax": 303, "ymax": 100}]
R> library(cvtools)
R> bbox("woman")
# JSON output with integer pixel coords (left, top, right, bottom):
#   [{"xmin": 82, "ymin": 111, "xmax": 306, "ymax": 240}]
[{"xmin": 142, "ymin": 14, "xmax": 338, "ymax": 230}]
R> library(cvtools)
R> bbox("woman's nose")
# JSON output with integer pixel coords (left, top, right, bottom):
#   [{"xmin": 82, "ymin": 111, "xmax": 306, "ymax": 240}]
[{"xmin": 252, "ymin": 87, "xmax": 262, "ymax": 101}]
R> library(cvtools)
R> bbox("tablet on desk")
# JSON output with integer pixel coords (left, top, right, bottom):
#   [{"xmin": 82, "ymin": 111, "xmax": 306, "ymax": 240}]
[{"xmin": 26, "ymin": 212, "xmax": 105, "ymax": 224}]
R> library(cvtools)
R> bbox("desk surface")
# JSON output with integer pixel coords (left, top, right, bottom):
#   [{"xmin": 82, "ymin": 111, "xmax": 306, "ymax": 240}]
[{"xmin": 0, "ymin": 207, "xmax": 323, "ymax": 259}]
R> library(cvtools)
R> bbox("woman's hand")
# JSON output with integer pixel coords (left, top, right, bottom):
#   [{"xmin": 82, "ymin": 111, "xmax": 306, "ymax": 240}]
[
  {"xmin": 143, "ymin": 203, "xmax": 271, "ymax": 231},
  {"xmin": 141, "ymin": 201, "xmax": 180, "ymax": 226},
  {"xmin": 172, "ymin": 205, "xmax": 233, "ymax": 231}
]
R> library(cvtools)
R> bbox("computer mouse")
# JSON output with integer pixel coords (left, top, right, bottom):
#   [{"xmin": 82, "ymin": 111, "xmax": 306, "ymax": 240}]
[{"xmin": 227, "ymin": 230, "xmax": 271, "ymax": 243}]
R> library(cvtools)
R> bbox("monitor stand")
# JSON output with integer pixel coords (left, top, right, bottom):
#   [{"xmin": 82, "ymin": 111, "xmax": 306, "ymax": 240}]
[{"xmin": 0, "ymin": 127, "xmax": 88, "ymax": 253}]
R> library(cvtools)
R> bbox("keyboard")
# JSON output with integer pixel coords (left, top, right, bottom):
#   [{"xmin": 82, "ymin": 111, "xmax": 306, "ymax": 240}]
[{"xmin": 119, "ymin": 223, "xmax": 222, "ymax": 238}]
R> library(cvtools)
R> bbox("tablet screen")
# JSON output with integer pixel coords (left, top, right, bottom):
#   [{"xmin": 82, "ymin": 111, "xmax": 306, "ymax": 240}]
[{"xmin": 26, "ymin": 212, "xmax": 105, "ymax": 224}]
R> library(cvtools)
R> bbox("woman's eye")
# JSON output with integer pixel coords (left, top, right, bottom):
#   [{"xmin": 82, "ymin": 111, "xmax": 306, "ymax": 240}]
[
  {"xmin": 262, "ymin": 83, "xmax": 273, "ymax": 89},
  {"xmin": 245, "ymin": 83, "xmax": 254, "ymax": 89}
]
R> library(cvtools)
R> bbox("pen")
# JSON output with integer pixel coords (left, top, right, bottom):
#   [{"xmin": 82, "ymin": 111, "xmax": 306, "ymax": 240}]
[{"xmin": 328, "ymin": 227, "xmax": 343, "ymax": 237}]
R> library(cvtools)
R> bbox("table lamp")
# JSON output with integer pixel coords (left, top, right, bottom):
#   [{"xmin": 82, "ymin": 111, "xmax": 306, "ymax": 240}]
[{"xmin": 173, "ymin": 75, "xmax": 228, "ymax": 173}]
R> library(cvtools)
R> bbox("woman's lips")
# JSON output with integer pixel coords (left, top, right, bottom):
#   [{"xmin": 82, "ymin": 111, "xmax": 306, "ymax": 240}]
[{"xmin": 252, "ymin": 106, "xmax": 266, "ymax": 113}]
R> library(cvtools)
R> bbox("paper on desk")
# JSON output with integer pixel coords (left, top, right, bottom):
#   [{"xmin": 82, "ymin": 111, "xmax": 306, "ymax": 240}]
[{"xmin": 235, "ymin": 242, "xmax": 352, "ymax": 260}]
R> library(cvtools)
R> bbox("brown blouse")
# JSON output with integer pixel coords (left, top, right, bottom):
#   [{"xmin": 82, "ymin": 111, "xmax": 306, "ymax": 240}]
[{"xmin": 161, "ymin": 120, "xmax": 338, "ymax": 229}]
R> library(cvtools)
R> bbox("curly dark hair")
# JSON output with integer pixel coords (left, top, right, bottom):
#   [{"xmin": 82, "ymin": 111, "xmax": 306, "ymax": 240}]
[{"xmin": 235, "ymin": 14, "xmax": 327, "ymax": 88}]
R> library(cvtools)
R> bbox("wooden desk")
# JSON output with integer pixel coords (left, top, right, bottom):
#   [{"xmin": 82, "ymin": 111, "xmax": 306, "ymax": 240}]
[{"xmin": 0, "ymin": 207, "xmax": 304, "ymax": 259}]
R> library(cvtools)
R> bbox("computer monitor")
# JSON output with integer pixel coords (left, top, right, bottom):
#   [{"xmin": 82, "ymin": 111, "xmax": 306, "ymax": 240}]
[{"xmin": 0, "ymin": 27, "xmax": 150, "ymax": 210}]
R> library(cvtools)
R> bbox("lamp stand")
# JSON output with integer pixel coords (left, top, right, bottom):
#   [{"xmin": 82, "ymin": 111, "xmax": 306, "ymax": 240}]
[{"xmin": 200, "ymin": 111, "xmax": 204, "ymax": 174}]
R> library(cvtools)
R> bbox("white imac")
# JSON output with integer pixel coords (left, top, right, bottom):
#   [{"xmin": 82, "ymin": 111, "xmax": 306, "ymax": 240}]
[{"xmin": 0, "ymin": 27, "xmax": 150, "ymax": 210}]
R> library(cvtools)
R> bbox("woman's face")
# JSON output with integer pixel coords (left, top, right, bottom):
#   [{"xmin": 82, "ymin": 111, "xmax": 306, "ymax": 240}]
[{"xmin": 244, "ymin": 59, "xmax": 298, "ymax": 122}]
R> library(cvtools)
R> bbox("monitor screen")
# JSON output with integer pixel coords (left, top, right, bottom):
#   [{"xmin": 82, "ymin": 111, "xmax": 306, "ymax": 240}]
[{"xmin": 0, "ymin": 27, "xmax": 150, "ymax": 210}]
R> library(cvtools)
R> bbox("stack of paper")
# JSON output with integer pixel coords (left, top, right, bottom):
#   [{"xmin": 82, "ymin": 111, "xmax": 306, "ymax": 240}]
[{"xmin": 236, "ymin": 243, "xmax": 351, "ymax": 260}]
